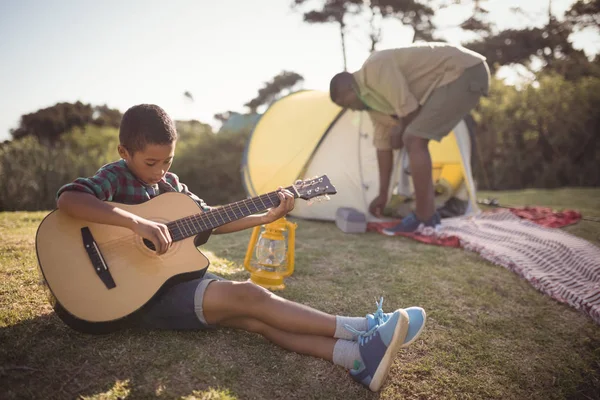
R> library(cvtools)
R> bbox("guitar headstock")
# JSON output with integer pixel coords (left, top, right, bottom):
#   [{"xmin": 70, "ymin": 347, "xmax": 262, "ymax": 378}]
[{"xmin": 294, "ymin": 175, "xmax": 337, "ymax": 201}]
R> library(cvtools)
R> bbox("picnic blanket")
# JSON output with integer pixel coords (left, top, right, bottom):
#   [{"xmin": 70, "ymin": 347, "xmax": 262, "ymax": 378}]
[{"xmin": 368, "ymin": 208, "xmax": 600, "ymax": 325}]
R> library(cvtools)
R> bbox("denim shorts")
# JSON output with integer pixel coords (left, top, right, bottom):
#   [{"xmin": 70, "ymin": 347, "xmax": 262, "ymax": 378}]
[
  {"xmin": 133, "ymin": 272, "xmax": 227, "ymax": 330},
  {"xmin": 405, "ymin": 61, "xmax": 490, "ymax": 142}
]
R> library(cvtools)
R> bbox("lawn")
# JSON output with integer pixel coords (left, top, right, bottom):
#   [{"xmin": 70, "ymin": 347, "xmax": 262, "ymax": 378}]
[{"xmin": 1, "ymin": 188, "xmax": 599, "ymax": 400}]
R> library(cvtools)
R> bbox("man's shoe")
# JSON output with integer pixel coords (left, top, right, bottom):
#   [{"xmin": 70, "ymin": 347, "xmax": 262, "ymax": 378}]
[{"xmin": 382, "ymin": 211, "xmax": 441, "ymax": 235}]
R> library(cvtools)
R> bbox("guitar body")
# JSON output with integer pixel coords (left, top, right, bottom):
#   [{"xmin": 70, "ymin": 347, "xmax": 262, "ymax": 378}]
[{"xmin": 36, "ymin": 192, "xmax": 211, "ymax": 333}]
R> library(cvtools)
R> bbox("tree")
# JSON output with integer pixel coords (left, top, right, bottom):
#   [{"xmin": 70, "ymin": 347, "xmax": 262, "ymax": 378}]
[
  {"xmin": 183, "ymin": 91, "xmax": 194, "ymax": 102},
  {"xmin": 566, "ymin": 0, "xmax": 600, "ymax": 30},
  {"xmin": 294, "ymin": 0, "xmax": 599, "ymax": 79},
  {"xmin": 372, "ymin": 0, "xmax": 436, "ymax": 44},
  {"xmin": 292, "ymin": 0, "xmax": 491, "ymax": 67},
  {"xmin": 244, "ymin": 71, "xmax": 304, "ymax": 113},
  {"xmin": 462, "ymin": 1, "xmax": 599, "ymax": 79},
  {"xmin": 292, "ymin": 0, "xmax": 362, "ymax": 70},
  {"xmin": 292, "ymin": 0, "xmax": 437, "ymax": 68},
  {"xmin": 457, "ymin": 0, "xmax": 492, "ymax": 36},
  {"xmin": 214, "ymin": 111, "xmax": 235, "ymax": 123},
  {"xmin": 92, "ymin": 104, "xmax": 122, "ymax": 128},
  {"xmin": 10, "ymin": 102, "xmax": 122, "ymax": 145}
]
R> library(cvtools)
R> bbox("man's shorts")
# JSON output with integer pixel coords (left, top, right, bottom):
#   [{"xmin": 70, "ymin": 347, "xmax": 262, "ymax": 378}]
[
  {"xmin": 133, "ymin": 272, "xmax": 227, "ymax": 330},
  {"xmin": 405, "ymin": 61, "xmax": 490, "ymax": 142}
]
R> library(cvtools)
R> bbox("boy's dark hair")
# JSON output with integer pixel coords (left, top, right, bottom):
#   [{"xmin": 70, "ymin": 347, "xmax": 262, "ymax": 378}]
[
  {"xmin": 329, "ymin": 72, "xmax": 354, "ymax": 104},
  {"xmin": 119, "ymin": 104, "xmax": 177, "ymax": 154}
]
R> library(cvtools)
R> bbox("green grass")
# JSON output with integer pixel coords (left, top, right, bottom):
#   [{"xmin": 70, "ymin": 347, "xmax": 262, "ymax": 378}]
[{"xmin": 1, "ymin": 188, "xmax": 599, "ymax": 399}]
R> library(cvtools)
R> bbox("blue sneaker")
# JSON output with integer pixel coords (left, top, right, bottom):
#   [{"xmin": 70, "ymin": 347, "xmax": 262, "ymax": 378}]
[
  {"xmin": 348, "ymin": 309, "xmax": 409, "ymax": 392},
  {"xmin": 366, "ymin": 298, "xmax": 427, "ymax": 348},
  {"xmin": 382, "ymin": 211, "xmax": 441, "ymax": 235}
]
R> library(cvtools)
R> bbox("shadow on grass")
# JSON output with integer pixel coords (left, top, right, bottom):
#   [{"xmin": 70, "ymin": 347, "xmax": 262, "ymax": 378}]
[
  {"xmin": 0, "ymin": 312, "xmax": 375, "ymax": 400},
  {"xmin": 1, "ymin": 314, "xmax": 216, "ymax": 399}
]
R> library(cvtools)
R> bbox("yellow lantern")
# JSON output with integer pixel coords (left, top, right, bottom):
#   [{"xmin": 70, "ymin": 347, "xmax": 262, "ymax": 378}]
[{"xmin": 244, "ymin": 217, "xmax": 297, "ymax": 291}]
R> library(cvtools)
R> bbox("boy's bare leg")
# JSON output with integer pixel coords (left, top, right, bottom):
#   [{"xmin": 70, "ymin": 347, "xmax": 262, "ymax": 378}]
[
  {"xmin": 202, "ymin": 280, "xmax": 336, "ymax": 337},
  {"xmin": 404, "ymin": 134, "xmax": 436, "ymax": 220},
  {"xmin": 205, "ymin": 282, "xmax": 426, "ymax": 392},
  {"xmin": 220, "ymin": 317, "xmax": 336, "ymax": 361}
]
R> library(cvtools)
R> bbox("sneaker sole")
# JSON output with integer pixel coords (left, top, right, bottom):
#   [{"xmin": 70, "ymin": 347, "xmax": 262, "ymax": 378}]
[
  {"xmin": 401, "ymin": 307, "xmax": 427, "ymax": 348},
  {"xmin": 369, "ymin": 309, "xmax": 409, "ymax": 392}
]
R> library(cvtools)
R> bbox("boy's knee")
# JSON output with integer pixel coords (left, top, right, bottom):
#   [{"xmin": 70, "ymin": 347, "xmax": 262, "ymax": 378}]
[{"xmin": 233, "ymin": 281, "xmax": 271, "ymax": 305}]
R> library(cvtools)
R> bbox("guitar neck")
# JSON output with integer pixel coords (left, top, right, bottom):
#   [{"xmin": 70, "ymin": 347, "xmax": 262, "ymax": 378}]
[{"xmin": 167, "ymin": 185, "xmax": 298, "ymax": 242}]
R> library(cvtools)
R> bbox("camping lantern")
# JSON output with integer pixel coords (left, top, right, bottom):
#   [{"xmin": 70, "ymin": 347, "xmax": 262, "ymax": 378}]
[{"xmin": 244, "ymin": 217, "xmax": 297, "ymax": 290}]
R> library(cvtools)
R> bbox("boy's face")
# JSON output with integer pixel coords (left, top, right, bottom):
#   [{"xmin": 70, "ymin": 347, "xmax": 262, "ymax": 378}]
[{"xmin": 118, "ymin": 142, "xmax": 176, "ymax": 185}]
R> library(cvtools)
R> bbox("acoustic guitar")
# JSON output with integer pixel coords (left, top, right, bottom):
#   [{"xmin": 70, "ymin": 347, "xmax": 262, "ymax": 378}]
[{"xmin": 35, "ymin": 175, "xmax": 336, "ymax": 333}]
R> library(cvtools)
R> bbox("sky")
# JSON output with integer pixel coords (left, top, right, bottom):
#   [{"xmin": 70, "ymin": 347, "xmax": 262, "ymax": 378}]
[{"xmin": 0, "ymin": 0, "xmax": 598, "ymax": 141}]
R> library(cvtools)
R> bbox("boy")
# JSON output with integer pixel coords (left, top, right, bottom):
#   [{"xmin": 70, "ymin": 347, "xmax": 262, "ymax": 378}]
[{"xmin": 55, "ymin": 104, "xmax": 427, "ymax": 392}]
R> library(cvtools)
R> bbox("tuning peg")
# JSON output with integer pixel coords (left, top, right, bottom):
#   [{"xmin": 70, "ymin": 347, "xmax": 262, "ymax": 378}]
[
  {"xmin": 306, "ymin": 200, "xmax": 314, "ymax": 206},
  {"xmin": 324, "ymin": 195, "xmax": 330, "ymax": 201}
]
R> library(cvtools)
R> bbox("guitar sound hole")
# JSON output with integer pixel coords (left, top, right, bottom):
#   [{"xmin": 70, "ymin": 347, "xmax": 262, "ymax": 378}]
[{"xmin": 143, "ymin": 239, "xmax": 156, "ymax": 251}]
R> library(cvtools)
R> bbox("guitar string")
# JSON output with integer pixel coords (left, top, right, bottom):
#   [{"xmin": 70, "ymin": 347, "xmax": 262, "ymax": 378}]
[
  {"xmin": 55, "ymin": 184, "xmax": 327, "ymax": 278},
  {"xmin": 96, "ymin": 193, "xmax": 281, "ymax": 249},
  {"xmin": 88, "ymin": 207, "xmax": 256, "ymax": 255},
  {"xmin": 79, "ymin": 192, "xmax": 292, "ymax": 273},
  {"xmin": 92, "ymin": 192, "xmax": 285, "ymax": 252},
  {"xmin": 74, "ymin": 183, "xmax": 327, "ymax": 265}
]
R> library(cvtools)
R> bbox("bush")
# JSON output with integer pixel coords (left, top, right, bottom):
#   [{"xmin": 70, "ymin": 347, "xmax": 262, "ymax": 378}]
[
  {"xmin": 171, "ymin": 127, "xmax": 250, "ymax": 206},
  {"xmin": 0, "ymin": 127, "xmax": 119, "ymax": 211},
  {"xmin": 472, "ymin": 73, "xmax": 600, "ymax": 189},
  {"xmin": 0, "ymin": 122, "xmax": 250, "ymax": 211}
]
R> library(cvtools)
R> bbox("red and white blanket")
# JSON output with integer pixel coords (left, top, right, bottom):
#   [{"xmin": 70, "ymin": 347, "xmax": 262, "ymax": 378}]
[{"xmin": 368, "ymin": 208, "xmax": 600, "ymax": 325}]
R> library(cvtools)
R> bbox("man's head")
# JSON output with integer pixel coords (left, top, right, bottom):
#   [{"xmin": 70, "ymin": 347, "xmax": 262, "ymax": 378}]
[
  {"xmin": 117, "ymin": 104, "xmax": 177, "ymax": 185},
  {"xmin": 329, "ymin": 72, "xmax": 368, "ymax": 110}
]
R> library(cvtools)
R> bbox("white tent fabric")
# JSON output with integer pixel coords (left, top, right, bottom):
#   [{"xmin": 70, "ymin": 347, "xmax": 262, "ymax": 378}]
[
  {"xmin": 290, "ymin": 111, "xmax": 480, "ymax": 221},
  {"xmin": 393, "ymin": 118, "xmax": 480, "ymax": 217}
]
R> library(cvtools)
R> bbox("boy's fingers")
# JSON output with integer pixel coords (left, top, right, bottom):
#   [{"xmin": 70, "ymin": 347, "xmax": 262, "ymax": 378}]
[
  {"xmin": 161, "ymin": 225, "xmax": 173, "ymax": 244},
  {"xmin": 151, "ymin": 236, "xmax": 162, "ymax": 254},
  {"xmin": 156, "ymin": 230, "xmax": 168, "ymax": 254},
  {"xmin": 278, "ymin": 187, "xmax": 293, "ymax": 197}
]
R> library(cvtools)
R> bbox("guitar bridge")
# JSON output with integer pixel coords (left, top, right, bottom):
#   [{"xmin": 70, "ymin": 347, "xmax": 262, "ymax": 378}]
[{"xmin": 81, "ymin": 227, "xmax": 116, "ymax": 289}]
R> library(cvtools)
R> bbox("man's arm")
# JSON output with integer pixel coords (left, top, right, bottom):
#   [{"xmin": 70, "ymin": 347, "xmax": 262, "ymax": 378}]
[
  {"xmin": 376, "ymin": 149, "xmax": 394, "ymax": 199},
  {"xmin": 368, "ymin": 148, "xmax": 394, "ymax": 217},
  {"xmin": 367, "ymin": 116, "xmax": 399, "ymax": 217}
]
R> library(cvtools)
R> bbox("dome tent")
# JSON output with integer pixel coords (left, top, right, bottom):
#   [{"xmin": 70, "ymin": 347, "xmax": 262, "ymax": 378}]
[{"xmin": 241, "ymin": 90, "xmax": 479, "ymax": 222}]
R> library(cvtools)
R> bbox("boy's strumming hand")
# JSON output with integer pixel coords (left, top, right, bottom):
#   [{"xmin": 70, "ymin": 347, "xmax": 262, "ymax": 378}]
[
  {"xmin": 265, "ymin": 187, "xmax": 295, "ymax": 223},
  {"xmin": 130, "ymin": 218, "xmax": 173, "ymax": 255}
]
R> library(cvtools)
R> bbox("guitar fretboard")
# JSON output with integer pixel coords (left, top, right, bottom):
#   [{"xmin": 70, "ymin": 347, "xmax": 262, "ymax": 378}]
[{"xmin": 166, "ymin": 185, "xmax": 297, "ymax": 242}]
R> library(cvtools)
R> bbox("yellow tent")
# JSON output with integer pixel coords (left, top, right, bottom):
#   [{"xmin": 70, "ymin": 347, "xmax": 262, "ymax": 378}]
[{"xmin": 241, "ymin": 90, "xmax": 479, "ymax": 221}]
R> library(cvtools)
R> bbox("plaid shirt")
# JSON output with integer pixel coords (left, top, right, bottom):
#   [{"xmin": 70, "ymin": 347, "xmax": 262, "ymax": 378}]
[{"xmin": 56, "ymin": 159, "xmax": 210, "ymax": 211}]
